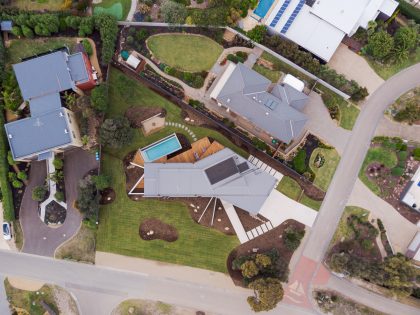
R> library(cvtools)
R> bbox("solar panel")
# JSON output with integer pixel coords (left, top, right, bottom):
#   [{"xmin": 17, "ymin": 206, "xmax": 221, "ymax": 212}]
[
  {"xmin": 281, "ymin": 0, "xmax": 305, "ymax": 34},
  {"xmin": 205, "ymin": 157, "xmax": 239, "ymax": 185},
  {"xmin": 270, "ymin": 0, "xmax": 292, "ymax": 28}
]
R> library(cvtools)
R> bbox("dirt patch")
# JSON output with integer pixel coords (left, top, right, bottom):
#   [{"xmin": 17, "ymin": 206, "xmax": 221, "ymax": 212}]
[
  {"xmin": 100, "ymin": 188, "xmax": 116, "ymax": 205},
  {"xmin": 124, "ymin": 151, "xmax": 144, "ymax": 194},
  {"xmin": 139, "ymin": 219, "xmax": 178, "ymax": 242},
  {"xmin": 45, "ymin": 200, "xmax": 66, "ymax": 225},
  {"xmin": 125, "ymin": 106, "xmax": 166, "ymax": 128},
  {"xmin": 7, "ymin": 277, "xmax": 44, "ymax": 291},
  {"xmin": 227, "ymin": 220, "xmax": 305, "ymax": 287}
]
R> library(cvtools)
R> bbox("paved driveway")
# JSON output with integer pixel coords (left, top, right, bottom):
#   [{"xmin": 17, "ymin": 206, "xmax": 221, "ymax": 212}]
[
  {"xmin": 21, "ymin": 148, "xmax": 98, "ymax": 256},
  {"xmin": 375, "ymin": 116, "xmax": 420, "ymax": 142},
  {"xmin": 328, "ymin": 44, "xmax": 384, "ymax": 95}
]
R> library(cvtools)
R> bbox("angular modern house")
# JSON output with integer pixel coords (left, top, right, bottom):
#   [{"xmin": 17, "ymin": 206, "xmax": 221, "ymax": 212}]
[
  {"xmin": 210, "ymin": 62, "xmax": 309, "ymax": 144},
  {"xmin": 5, "ymin": 49, "xmax": 97, "ymax": 162},
  {"xmin": 401, "ymin": 166, "xmax": 420, "ymax": 212},
  {"xmin": 264, "ymin": 0, "xmax": 398, "ymax": 61}
]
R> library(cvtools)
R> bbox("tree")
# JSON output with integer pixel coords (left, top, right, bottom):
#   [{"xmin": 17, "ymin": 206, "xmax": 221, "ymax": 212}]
[
  {"xmin": 53, "ymin": 158, "xmax": 63, "ymax": 170},
  {"xmin": 17, "ymin": 171, "xmax": 27, "ymax": 181},
  {"xmin": 94, "ymin": 14, "xmax": 118, "ymax": 65},
  {"xmin": 99, "ymin": 116, "xmax": 133, "ymax": 148},
  {"xmin": 32, "ymin": 185, "xmax": 48, "ymax": 201},
  {"xmin": 283, "ymin": 226, "xmax": 305, "ymax": 251},
  {"xmin": 366, "ymin": 30, "xmax": 394, "ymax": 61},
  {"xmin": 240, "ymin": 260, "xmax": 259, "ymax": 279},
  {"xmin": 247, "ymin": 278, "xmax": 284, "ymax": 312},
  {"xmin": 394, "ymin": 26, "xmax": 418, "ymax": 52},
  {"xmin": 92, "ymin": 174, "xmax": 111, "ymax": 190},
  {"xmin": 81, "ymin": 39, "xmax": 93, "ymax": 56},
  {"xmin": 255, "ymin": 254, "xmax": 271, "ymax": 269},
  {"xmin": 160, "ymin": 0, "xmax": 187, "ymax": 24},
  {"xmin": 77, "ymin": 175, "xmax": 99, "ymax": 219},
  {"xmin": 78, "ymin": 16, "xmax": 94, "ymax": 37},
  {"xmin": 381, "ymin": 254, "xmax": 417, "ymax": 297},
  {"xmin": 247, "ymin": 25, "xmax": 267, "ymax": 43},
  {"xmin": 90, "ymin": 84, "xmax": 108, "ymax": 112}
]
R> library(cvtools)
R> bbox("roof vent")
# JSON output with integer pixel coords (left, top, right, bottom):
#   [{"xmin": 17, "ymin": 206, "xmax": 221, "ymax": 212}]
[
  {"xmin": 59, "ymin": 112, "xmax": 64, "ymax": 117},
  {"xmin": 265, "ymin": 112, "xmax": 269, "ymax": 116},
  {"xmin": 8, "ymin": 134, "xmax": 12, "ymax": 139},
  {"xmin": 64, "ymin": 129, "xmax": 68, "ymax": 134},
  {"xmin": 227, "ymin": 98, "xmax": 230, "ymax": 103}
]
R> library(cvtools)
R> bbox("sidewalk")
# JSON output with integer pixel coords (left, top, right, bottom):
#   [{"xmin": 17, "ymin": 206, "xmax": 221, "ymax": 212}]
[{"xmin": 95, "ymin": 252, "xmax": 248, "ymax": 293}]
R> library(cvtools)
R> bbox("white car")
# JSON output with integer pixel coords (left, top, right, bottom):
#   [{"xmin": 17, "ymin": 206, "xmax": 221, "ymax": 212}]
[{"xmin": 2, "ymin": 222, "xmax": 11, "ymax": 240}]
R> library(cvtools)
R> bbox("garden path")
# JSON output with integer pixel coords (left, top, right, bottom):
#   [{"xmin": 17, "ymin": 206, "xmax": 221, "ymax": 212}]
[
  {"xmin": 126, "ymin": 0, "xmax": 137, "ymax": 21},
  {"xmin": 375, "ymin": 116, "xmax": 420, "ymax": 142},
  {"xmin": 348, "ymin": 179, "xmax": 420, "ymax": 253}
]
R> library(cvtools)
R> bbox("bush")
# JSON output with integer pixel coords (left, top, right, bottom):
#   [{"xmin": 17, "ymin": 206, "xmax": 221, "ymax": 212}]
[
  {"xmin": 77, "ymin": 175, "xmax": 99, "ymax": 220},
  {"xmin": 413, "ymin": 148, "xmax": 420, "ymax": 160},
  {"xmin": 53, "ymin": 158, "xmax": 63, "ymax": 170},
  {"xmin": 292, "ymin": 149, "xmax": 307, "ymax": 174},
  {"xmin": 283, "ymin": 226, "xmax": 305, "ymax": 251},
  {"xmin": 252, "ymin": 137, "xmax": 268, "ymax": 152},
  {"xmin": 55, "ymin": 191, "xmax": 64, "ymax": 202},
  {"xmin": 8, "ymin": 172, "xmax": 16, "ymax": 182},
  {"xmin": 391, "ymin": 167, "xmax": 404, "ymax": 176},
  {"xmin": 377, "ymin": 218, "xmax": 385, "ymax": 232},
  {"xmin": 17, "ymin": 171, "xmax": 27, "ymax": 181},
  {"xmin": 90, "ymin": 84, "xmax": 108, "ymax": 112},
  {"xmin": 32, "ymin": 185, "xmax": 48, "ymax": 201},
  {"xmin": 81, "ymin": 39, "xmax": 93, "ymax": 56},
  {"xmin": 361, "ymin": 239, "xmax": 374, "ymax": 250},
  {"xmin": 398, "ymin": 150, "xmax": 408, "ymax": 161},
  {"xmin": 7, "ymin": 151, "xmax": 16, "ymax": 166},
  {"xmin": 247, "ymin": 278, "xmax": 284, "ymax": 312},
  {"xmin": 11, "ymin": 180, "xmax": 22, "ymax": 188},
  {"xmin": 397, "ymin": 0, "xmax": 420, "ymax": 23},
  {"xmin": 92, "ymin": 174, "xmax": 111, "ymax": 190},
  {"xmin": 241, "ymin": 260, "xmax": 259, "ymax": 279},
  {"xmin": 247, "ymin": 25, "xmax": 266, "ymax": 43},
  {"xmin": 99, "ymin": 116, "xmax": 133, "ymax": 148}
]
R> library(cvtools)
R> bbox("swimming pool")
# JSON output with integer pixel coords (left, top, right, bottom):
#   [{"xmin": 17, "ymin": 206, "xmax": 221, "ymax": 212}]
[
  {"xmin": 254, "ymin": 0, "xmax": 275, "ymax": 18},
  {"xmin": 141, "ymin": 134, "xmax": 182, "ymax": 162}
]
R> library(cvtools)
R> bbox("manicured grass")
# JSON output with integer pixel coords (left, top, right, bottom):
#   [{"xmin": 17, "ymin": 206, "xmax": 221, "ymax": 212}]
[
  {"xmin": 365, "ymin": 47, "xmax": 420, "ymax": 80},
  {"xmin": 276, "ymin": 176, "xmax": 321, "ymax": 211},
  {"xmin": 338, "ymin": 101, "xmax": 360, "ymax": 130},
  {"xmin": 96, "ymin": 154, "xmax": 239, "ymax": 272},
  {"xmin": 252, "ymin": 64, "xmax": 280, "ymax": 83},
  {"xmin": 359, "ymin": 147, "xmax": 398, "ymax": 195},
  {"xmin": 93, "ymin": 0, "xmax": 131, "ymax": 20},
  {"xmin": 97, "ymin": 67, "xmax": 244, "ymax": 272},
  {"xmin": 330, "ymin": 206, "xmax": 369, "ymax": 245},
  {"xmin": 6, "ymin": 37, "xmax": 77, "ymax": 65},
  {"xmin": 309, "ymin": 148, "xmax": 340, "ymax": 192},
  {"xmin": 147, "ymin": 34, "xmax": 223, "ymax": 72},
  {"xmin": 9, "ymin": 0, "xmax": 64, "ymax": 11},
  {"xmin": 4, "ymin": 279, "xmax": 59, "ymax": 315}
]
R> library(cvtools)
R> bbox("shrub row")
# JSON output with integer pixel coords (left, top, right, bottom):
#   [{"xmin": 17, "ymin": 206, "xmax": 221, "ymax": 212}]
[
  {"xmin": 160, "ymin": 63, "xmax": 206, "ymax": 88},
  {"xmin": 397, "ymin": 0, "xmax": 420, "ymax": 23}
]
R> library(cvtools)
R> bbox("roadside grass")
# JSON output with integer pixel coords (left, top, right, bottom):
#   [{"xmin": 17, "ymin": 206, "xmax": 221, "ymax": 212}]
[
  {"xmin": 252, "ymin": 64, "xmax": 280, "ymax": 83},
  {"xmin": 259, "ymin": 52, "xmax": 359, "ymax": 130},
  {"xmin": 4, "ymin": 279, "xmax": 59, "ymax": 315},
  {"xmin": 8, "ymin": 0, "xmax": 64, "ymax": 11},
  {"xmin": 309, "ymin": 148, "xmax": 340, "ymax": 192},
  {"xmin": 330, "ymin": 206, "xmax": 369, "ymax": 246},
  {"xmin": 55, "ymin": 222, "xmax": 96, "ymax": 264},
  {"xmin": 115, "ymin": 299, "xmax": 187, "ymax": 315},
  {"xmin": 93, "ymin": 0, "xmax": 131, "ymax": 20},
  {"xmin": 106, "ymin": 67, "xmax": 247, "ymax": 159},
  {"xmin": 96, "ymin": 153, "xmax": 240, "ymax": 273},
  {"xmin": 6, "ymin": 37, "xmax": 77, "ymax": 65},
  {"xmin": 359, "ymin": 147, "xmax": 398, "ymax": 196},
  {"xmin": 276, "ymin": 176, "xmax": 322, "ymax": 211},
  {"xmin": 12, "ymin": 220, "xmax": 23, "ymax": 250},
  {"xmin": 365, "ymin": 47, "xmax": 420, "ymax": 80},
  {"xmin": 147, "ymin": 34, "xmax": 223, "ymax": 72}
]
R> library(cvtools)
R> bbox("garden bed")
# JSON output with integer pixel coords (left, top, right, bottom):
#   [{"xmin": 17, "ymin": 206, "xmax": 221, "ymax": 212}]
[
  {"xmin": 45, "ymin": 200, "xmax": 66, "ymax": 225},
  {"xmin": 125, "ymin": 106, "xmax": 166, "ymax": 128},
  {"xmin": 100, "ymin": 188, "xmax": 116, "ymax": 205},
  {"xmin": 139, "ymin": 218, "xmax": 178, "ymax": 242}
]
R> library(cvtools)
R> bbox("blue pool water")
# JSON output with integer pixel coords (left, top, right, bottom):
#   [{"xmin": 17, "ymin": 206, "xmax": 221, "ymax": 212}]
[
  {"xmin": 254, "ymin": 0, "xmax": 275, "ymax": 18},
  {"xmin": 141, "ymin": 135, "xmax": 182, "ymax": 162}
]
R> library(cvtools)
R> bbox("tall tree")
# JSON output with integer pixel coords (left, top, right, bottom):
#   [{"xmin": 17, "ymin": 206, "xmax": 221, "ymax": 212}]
[
  {"xmin": 366, "ymin": 30, "xmax": 394, "ymax": 61},
  {"xmin": 160, "ymin": 0, "xmax": 187, "ymax": 24},
  {"xmin": 247, "ymin": 278, "xmax": 284, "ymax": 312}
]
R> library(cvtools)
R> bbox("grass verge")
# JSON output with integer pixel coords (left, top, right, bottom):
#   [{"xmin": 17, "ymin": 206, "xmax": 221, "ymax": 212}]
[
  {"xmin": 330, "ymin": 206, "xmax": 369, "ymax": 245},
  {"xmin": 309, "ymin": 148, "xmax": 340, "ymax": 192},
  {"xmin": 276, "ymin": 176, "xmax": 322, "ymax": 211},
  {"xmin": 252, "ymin": 64, "xmax": 280, "ymax": 82}
]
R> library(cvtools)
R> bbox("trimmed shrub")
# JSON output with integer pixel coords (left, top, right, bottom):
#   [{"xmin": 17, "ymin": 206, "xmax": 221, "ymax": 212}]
[
  {"xmin": 53, "ymin": 158, "xmax": 63, "ymax": 170},
  {"xmin": 81, "ymin": 39, "xmax": 93, "ymax": 56},
  {"xmin": 12, "ymin": 180, "xmax": 23, "ymax": 189},
  {"xmin": 17, "ymin": 171, "xmax": 27, "ymax": 181},
  {"xmin": 292, "ymin": 149, "xmax": 307, "ymax": 174},
  {"xmin": 55, "ymin": 191, "xmax": 64, "ymax": 202},
  {"xmin": 391, "ymin": 167, "xmax": 404, "ymax": 176},
  {"xmin": 283, "ymin": 226, "xmax": 305, "ymax": 251},
  {"xmin": 32, "ymin": 185, "xmax": 48, "ymax": 202}
]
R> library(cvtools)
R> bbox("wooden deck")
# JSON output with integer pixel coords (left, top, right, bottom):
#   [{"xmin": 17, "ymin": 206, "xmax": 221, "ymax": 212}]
[
  {"xmin": 131, "ymin": 150, "xmax": 167, "ymax": 167},
  {"xmin": 199, "ymin": 141, "xmax": 224, "ymax": 159},
  {"xmin": 136, "ymin": 178, "xmax": 144, "ymax": 189},
  {"xmin": 167, "ymin": 137, "xmax": 212, "ymax": 163}
]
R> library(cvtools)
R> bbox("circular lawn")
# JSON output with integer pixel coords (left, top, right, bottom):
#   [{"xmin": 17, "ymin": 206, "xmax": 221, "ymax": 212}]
[{"xmin": 147, "ymin": 34, "xmax": 223, "ymax": 72}]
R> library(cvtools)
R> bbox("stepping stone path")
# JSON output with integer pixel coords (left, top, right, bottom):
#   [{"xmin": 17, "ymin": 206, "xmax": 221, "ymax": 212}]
[{"xmin": 165, "ymin": 121, "xmax": 198, "ymax": 142}]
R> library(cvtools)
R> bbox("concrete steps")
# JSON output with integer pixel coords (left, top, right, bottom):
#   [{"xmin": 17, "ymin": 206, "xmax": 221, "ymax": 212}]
[
  {"xmin": 246, "ymin": 221, "xmax": 274, "ymax": 240},
  {"xmin": 248, "ymin": 155, "xmax": 283, "ymax": 182}
]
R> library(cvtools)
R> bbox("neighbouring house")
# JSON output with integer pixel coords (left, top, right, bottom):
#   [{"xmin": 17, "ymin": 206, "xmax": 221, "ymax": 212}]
[
  {"xmin": 406, "ymin": 232, "xmax": 420, "ymax": 265},
  {"xmin": 264, "ymin": 0, "xmax": 398, "ymax": 61},
  {"xmin": 4, "ymin": 49, "xmax": 96, "ymax": 162},
  {"xmin": 401, "ymin": 166, "xmax": 420, "ymax": 212},
  {"xmin": 210, "ymin": 62, "xmax": 309, "ymax": 144}
]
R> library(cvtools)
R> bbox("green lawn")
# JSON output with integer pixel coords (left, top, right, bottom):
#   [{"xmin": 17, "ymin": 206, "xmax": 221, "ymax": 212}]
[
  {"xmin": 147, "ymin": 34, "xmax": 223, "ymax": 72},
  {"xmin": 252, "ymin": 64, "xmax": 280, "ymax": 83},
  {"xmin": 9, "ymin": 0, "xmax": 64, "ymax": 11},
  {"xmin": 97, "ymin": 67, "xmax": 246, "ymax": 272},
  {"xmin": 359, "ymin": 146, "xmax": 398, "ymax": 195},
  {"xmin": 6, "ymin": 37, "xmax": 77, "ymax": 65},
  {"xmin": 276, "ymin": 176, "xmax": 322, "ymax": 211},
  {"xmin": 330, "ymin": 206, "xmax": 369, "ymax": 246},
  {"xmin": 365, "ymin": 47, "xmax": 420, "ymax": 80},
  {"xmin": 309, "ymin": 148, "xmax": 340, "ymax": 192},
  {"xmin": 93, "ymin": 0, "xmax": 131, "ymax": 20}
]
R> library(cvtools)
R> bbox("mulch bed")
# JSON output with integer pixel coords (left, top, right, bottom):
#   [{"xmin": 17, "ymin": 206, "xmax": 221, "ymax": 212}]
[
  {"xmin": 125, "ymin": 106, "xmax": 166, "ymax": 128},
  {"xmin": 227, "ymin": 220, "xmax": 305, "ymax": 287},
  {"xmin": 139, "ymin": 218, "xmax": 178, "ymax": 242},
  {"xmin": 236, "ymin": 207, "xmax": 269, "ymax": 231},
  {"xmin": 45, "ymin": 200, "xmax": 66, "ymax": 225},
  {"xmin": 100, "ymin": 188, "xmax": 116, "ymax": 205},
  {"xmin": 123, "ymin": 151, "xmax": 144, "ymax": 194}
]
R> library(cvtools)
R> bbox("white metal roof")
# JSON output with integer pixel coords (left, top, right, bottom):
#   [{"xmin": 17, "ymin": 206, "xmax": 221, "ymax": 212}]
[
  {"xmin": 402, "ymin": 166, "xmax": 420, "ymax": 211},
  {"xmin": 407, "ymin": 232, "xmax": 420, "ymax": 262},
  {"xmin": 127, "ymin": 54, "xmax": 141, "ymax": 69},
  {"xmin": 283, "ymin": 74, "xmax": 305, "ymax": 92}
]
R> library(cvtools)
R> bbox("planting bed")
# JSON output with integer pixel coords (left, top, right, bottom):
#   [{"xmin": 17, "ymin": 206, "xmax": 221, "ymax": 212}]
[
  {"xmin": 139, "ymin": 218, "xmax": 178, "ymax": 242},
  {"xmin": 45, "ymin": 200, "xmax": 66, "ymax": 225}
]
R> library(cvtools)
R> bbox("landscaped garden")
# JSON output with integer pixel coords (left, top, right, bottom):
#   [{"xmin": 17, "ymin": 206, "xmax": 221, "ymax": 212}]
[
  {"xmin": 276, "ymin": 176, "xmax": 322, "ymax": 211},
  {"xmin": 386, "ymin": 87, "xmax": 420, "ymax": 124},
  {"xmin": 93, "ymin": 0, "xmax": 131, "ymax": 20},
  {"xmin": 96, "ymin": 67, "xmax": 248, "ymax": 272},
  {"xmin": 309, "ymin": 147, "xmax": 340, "ymax": 192},
  {"xmin": 147, "ymin": 34, "xmax": 223, "ymax": 72}
]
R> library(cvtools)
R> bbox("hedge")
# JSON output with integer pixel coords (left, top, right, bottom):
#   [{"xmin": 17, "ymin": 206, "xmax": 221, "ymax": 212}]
[{"xmin": 397, "ymin": 1, "xmax": 420, "ymax": 23}]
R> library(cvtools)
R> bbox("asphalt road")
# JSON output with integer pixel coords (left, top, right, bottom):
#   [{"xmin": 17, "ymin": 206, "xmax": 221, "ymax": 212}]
[{"xmin": 303, "ymin": 63, "xmax": 420, "ymax": 262}]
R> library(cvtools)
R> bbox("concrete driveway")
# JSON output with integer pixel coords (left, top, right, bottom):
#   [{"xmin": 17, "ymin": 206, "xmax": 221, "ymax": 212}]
[
  {"xmin": 328, "ymin": 44, "xmax": 384, "ymax": 95},
  {"xmin": 375, "ymin": 116, "xmax": 420, "ymax": 141},
  {"xmin": 20, "ymin": 148, "xmax": 98, "ymax": 256}
]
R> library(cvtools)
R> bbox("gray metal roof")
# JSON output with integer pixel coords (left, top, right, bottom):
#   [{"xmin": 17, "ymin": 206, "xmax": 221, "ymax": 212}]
[
  {"xmin": 1, "ymin": 21, "xmax": 12, "ymax": 31},
  {"xmin": 13, "ymin": 51, "xmax": 76, "ymax": 100},
  {"xmin": 214, "ymin": 63, "xmax": 309, "ymax": 144},
  {"xmin": 29, "ymin": 93, "xmax": 62, "ymax": 116},
  {"xmin": 4, "ymin": 108, "xmax": 72, "ymax": 160},
  {"xmin": 144, "ymin": 148, "xmax": 277, "ymax": 215},
  {"xmin": 68, "ymin": 53, "xmax": 89, "ymax": 83}
]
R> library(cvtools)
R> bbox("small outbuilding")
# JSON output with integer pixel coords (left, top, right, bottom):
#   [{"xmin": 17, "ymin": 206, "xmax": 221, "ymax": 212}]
[
  {"xmin": 126, "ymin": 54, "xmax": 141, "ymax": 70},
  {"xmin": 283, "ymin": 74, "xmax": 305, "ymax": 92}
]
